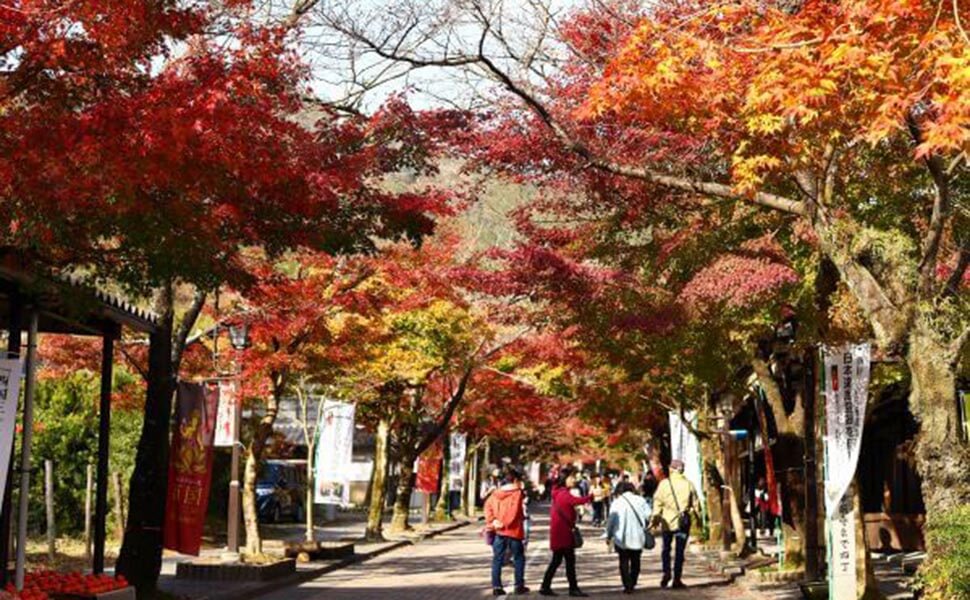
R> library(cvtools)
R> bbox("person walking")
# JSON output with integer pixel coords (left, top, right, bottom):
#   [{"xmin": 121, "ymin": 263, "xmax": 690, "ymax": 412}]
[
  {"xmin": 650, "ymin": 459, "xmax": 699, "ymax": 589},
  {"xmin": 590, "ymin": 475, "xmax": 606, "ymax": 526},
  {"xmin": 754, "ymin": 477, "xmax": 775, "ymax": 537},
  {"xmin": 540, "ymin": 467, "xmax": 592, "ymax": 597},
  {"xmin": 605, "ymin": 482, "xmax": 652, "ymax": 594},
  {"xmin": 485, "ymin": 466, "xmax": 529, "ymax": 596}
]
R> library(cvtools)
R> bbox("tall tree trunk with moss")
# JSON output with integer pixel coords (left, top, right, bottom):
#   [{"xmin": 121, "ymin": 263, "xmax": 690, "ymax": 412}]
[
  {"xmin": 365, "ymin": 419, "xmax": 391, "ymax": 541},
  {"xmin": 242, "ymin": 375, "xmax": 283, "ymax": 555},
  {"xmin": 390, "ymin": 456, "xmax": 416, "ymax": 533},
  {"xmin": 434, "ymin": 436, "xmax": 450, "ymax": 521}
]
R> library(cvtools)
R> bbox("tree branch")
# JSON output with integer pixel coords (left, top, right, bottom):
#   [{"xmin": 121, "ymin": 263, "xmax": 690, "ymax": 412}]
[
  {"xmin": 172, "ymin": 288, "xmax": 207, "ymax": 372},
  {"xmin": 942, "ymin": 245, "xmax": 968, "ymax": 298},
  {"xmin": 908, "ymin": 114, "xmax": 953, "ymax": 297}
]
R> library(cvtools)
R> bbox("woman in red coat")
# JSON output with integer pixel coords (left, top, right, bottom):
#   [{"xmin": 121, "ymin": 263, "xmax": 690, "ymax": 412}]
[{"xmin": 540, "ymin": 467, "xmax": 593, "ymax": 597}]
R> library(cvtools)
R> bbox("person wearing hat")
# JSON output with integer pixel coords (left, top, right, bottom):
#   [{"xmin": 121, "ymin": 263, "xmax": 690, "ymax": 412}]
[{"xmin": 649, "ymin": 459, "xmax": 699, "ymax": 589}]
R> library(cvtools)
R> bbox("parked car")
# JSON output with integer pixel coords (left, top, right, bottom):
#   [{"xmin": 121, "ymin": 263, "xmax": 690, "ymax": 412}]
[{"xmin": 256, "ymin": 460, "xmax": 307, "ymax": 523}]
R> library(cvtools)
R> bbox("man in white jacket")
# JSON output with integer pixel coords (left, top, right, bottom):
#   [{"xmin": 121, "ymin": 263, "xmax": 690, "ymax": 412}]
[{"xmin": 605, "ymin": 482, "xmax": 652, "ymax": 594}]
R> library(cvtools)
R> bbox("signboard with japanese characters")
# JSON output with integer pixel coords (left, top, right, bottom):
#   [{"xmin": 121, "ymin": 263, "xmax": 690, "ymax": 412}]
[
  {"xmin": 0, "ymin": 359, "xmax": 22, "ymax": 513},
  {"xmin": 827, "ymin": 491, "xmax": 858, "ymax": 600},
  {"xmin": 448, "ymin": 433, "xmax": 466, "ymax": 491},
  {"xmin": 314, "ymin": 400, "xmax": 356, "ymax": 506},
  {"xmin": 213, "ymin": 379, "xmax": 240, "ymax": 448},
  {"xmin": 822, "ymin": 343, "xmax": 870, "ymax": 517}
]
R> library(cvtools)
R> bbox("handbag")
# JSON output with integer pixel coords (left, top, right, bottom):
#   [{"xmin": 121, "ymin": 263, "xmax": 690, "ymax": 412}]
[
  {"xmin": 670, "ymin": 480, "xmax": 693, "ymax": 534},
  {"xmin": 553, "ymin": 497, "xmax": 584, "ymax": 548},
  {"xmin": 483, "ymin": 528, "xmax": 496, "ymax": 546},
  {"xmin": 621, "ymin": 494, "xmax": 656, "ymax": 550}
]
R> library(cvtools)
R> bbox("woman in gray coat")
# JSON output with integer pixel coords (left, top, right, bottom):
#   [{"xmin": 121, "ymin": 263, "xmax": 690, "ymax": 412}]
[{"xmin": 605, "ymin": 482, "xmax": 653, "ymax": 594}]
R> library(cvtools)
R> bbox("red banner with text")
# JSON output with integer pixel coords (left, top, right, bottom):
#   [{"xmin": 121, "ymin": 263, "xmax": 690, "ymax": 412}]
[
  {"xmin": 416, "ymin": 439, "xmax": 443, "ymax": 494},
  {"xmin": 164, "ymin": 382, "xmax": 219, "ymax": 555}
]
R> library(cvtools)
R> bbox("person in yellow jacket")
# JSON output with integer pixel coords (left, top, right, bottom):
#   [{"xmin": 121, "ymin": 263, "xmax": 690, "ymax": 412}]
[{"xmin": 649, "ymin": 459, "xmax": 699, "ymax": 589}]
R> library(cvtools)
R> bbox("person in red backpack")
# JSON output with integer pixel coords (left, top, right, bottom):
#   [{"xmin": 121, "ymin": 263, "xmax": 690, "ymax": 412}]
[
  {"xmin": 540, "ymin": 466, "xmax": 593, "ymax": 597},
  {"xmin": 485, "ymin": 466, "xmax": 529, "ymax": 596}
]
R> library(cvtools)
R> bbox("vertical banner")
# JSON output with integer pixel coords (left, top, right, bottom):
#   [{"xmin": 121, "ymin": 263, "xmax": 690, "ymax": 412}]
[
  {"xmin": 416, "ymin": 439, "xmax": 443, "ymax": 494},
  {"xmin": 822, "ymin": 343, "xmax": 870, "ymax": 517},
  {"xmin": 529, "ymin": 461, "xmax": 541, "ymax": 487},
  {"xmin": 164, "ymin": 382, "xmax": 219, "ymax": 555},
  {"xmin": 755, "ymin": 391, "xmax": 782, "ymax": 517},
  {"xmin": 669, "ymin": 410, "xmax": 705, "ymax": 509},
  {"xmin": 314, "ymin": 400, "xmax": 355, "ymax": 506},
  {"xmin": 828, "ymin": 492, "xmax": 858, "ymax": 599},
  {"xmin": 448, "ymin": 433, "xmax": 466, "ymax": 491},
  {"xmin": 822, "ymin": 343, "xmax": 870, "ymax": 600},
  {"xmin": 0, "ymin": 359, "xmax": 22, "ymax": 514},
  {"xmin": 213, "ymin": 379, "xmax": 240, "ymax": 448}
]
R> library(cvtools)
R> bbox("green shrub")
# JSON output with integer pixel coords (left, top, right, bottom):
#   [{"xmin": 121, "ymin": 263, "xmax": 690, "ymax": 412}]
[
  {"xmin": 23, "ymin": 371, "xmax": 143, "ymax": 537},
  {"xmin": 916, "ymin": 505, "xmax": 970, "ymax": 600}
]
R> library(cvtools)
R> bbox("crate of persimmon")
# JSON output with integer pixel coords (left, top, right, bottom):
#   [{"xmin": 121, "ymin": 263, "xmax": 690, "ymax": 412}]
[{"xmin": 2, "ymin": 571, "xmax": 134, "ymax": 600}]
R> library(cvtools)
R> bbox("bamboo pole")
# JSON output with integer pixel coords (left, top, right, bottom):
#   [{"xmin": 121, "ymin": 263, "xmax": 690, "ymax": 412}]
[
  {"xmin": 45, "ymin": 460, "xmax": 55, "ymax": 560},
  {"xmin": 84, "ymin": 464, "xmax": 93, "ymax": 562}
]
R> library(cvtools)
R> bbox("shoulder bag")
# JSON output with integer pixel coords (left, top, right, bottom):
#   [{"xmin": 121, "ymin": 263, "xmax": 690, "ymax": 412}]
[
  {"xmin": 670, "ymin": 481, "xmax": 692, "ymax": 534},
  {"xmin": 621, "ymin": 495, "xmax": 656, "ymax": 550},
  {"xmin": 553, "ymin": 497, "xmax": 584, "ymax": 549}
]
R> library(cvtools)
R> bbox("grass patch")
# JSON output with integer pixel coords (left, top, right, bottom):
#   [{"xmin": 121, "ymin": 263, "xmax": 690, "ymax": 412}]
[{"xmin": 915, "ymin": 505, "xmax": 970, "ymax": 600}]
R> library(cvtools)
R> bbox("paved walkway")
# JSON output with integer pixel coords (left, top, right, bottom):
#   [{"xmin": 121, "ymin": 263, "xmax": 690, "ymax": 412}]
[{"xmin": 255, "ymin": 509, "xmax": 750, "ymax": 600}]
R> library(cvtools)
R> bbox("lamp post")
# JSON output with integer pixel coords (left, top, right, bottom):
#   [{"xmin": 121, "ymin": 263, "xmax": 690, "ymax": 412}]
[{"xmin": 225, "ymin": 322, "xmax": 249, "ymax": 557}]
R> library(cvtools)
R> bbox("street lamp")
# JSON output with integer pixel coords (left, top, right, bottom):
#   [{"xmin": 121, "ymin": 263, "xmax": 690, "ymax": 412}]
[{"xmin": 228, "ymin": 323, "xmax": 250, "ymax": 350}]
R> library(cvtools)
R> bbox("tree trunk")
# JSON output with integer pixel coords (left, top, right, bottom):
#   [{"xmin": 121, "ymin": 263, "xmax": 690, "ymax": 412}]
[
  {"xmin": 117, "ymin": 285, "xmax": 176, "ymax": 593},
  {"xmin": 305, "ymin": 442, "xmax": 315, "ymax": 543},
  {"xmin": 433, "ymin": 436, "xmax": 450, "ymax": 521},
  {"xmin": 389, "ymin": 458, "xmax": 415, "ymax": 533},
  {"xmin": 906, "ymin": 327, "xmax": 970, "ymax": 590},
  {"xmin": 242, "ymin": 383, "xmax": 283, "ymax": 555},
  {"xmin": 854, "ymin": 485, "xmax": 884, "ymax": 600},
  {"xmin": 242, "ymin": 447, "xmax": 261, "ymax": 555},
  {"xmin": 365, "ymin": 419, "xmax": 390, "ymax": 541}
]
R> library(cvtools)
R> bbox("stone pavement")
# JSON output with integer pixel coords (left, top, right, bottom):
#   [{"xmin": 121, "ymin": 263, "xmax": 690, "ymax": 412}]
[{"xmin": 254, "ymin": 508, "xmax": 754, "ymax": 600}]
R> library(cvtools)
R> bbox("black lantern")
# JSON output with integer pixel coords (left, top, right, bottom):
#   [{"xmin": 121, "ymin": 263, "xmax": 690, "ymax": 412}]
[
  {"xmin": 228, "ymin": 323, "xmax": 251, "ymax": 350},
  {"xmin": 774, "ymin": 319, "xmax": 797, "ymax": 343}
]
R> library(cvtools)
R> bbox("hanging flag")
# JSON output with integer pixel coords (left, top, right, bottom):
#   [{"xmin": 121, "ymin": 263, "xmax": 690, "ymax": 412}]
[
  {"xmin": 164, "ymin": 382, "xmax": 220, "ymax": 555},
  {"xmin": 822, "ymin": 343, "xmax": 870, "ymax": 517},
  {"xmin": 755, "ymin": 390, "xmax": 782, "ymax": 517},
  {"xmin": 668, "ymin": 410, "xmax": 705, "ymax": 508},
  {"xmin": 314, "ymin": 400, "xmax": 355, "ymax": 506},
  {"xmin": 416, "ymin": 439, "xmax": 443, "ymax": 494},
  {"xmin": 213, "ymin": 379, "xmax": 240, "ymax": 448},
  {"xmin": 0, "ymin": 359, "xmax": 22, "ymax": 515},
  {"xmin": 448, "ymin": 433, "xmax": 466, "ymax": 491}
]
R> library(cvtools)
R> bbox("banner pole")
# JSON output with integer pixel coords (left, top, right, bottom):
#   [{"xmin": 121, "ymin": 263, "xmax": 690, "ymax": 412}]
[{"xmin": 14, "ymin": 310, "xmax": 38, "ymax": 590}]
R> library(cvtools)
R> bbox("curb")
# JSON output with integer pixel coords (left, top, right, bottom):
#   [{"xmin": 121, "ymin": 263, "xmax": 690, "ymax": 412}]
[{"xmin": 195, "ymin": 520, "xmax": 471, "ymax": 600}]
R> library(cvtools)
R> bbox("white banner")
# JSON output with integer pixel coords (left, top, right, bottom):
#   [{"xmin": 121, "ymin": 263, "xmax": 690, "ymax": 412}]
[
  {"xmin": 448, "ymin": 433, "xmax": 466, "ymax": 491},
  {"xmin": 213, "ymin": 380, "xmax": 239, "ymax": 448},
  {"xmin": 669, "ymin": 410, "xmax": 705, "ymax": 509},
  {"xmin": 529, "ymin": 461, "xmax": 541, "ymax": 487},
  {"xmin": 827, "ymin": 492, "xmax": 858, "ymax": 599},
  {"xmin": 822, "ymin": 343, "xmax": 870, "ymax": 517},
  {"xmin": 314, "ymin": 400, "xmax": 355, "ymax": 505},
  {"xmin": 0, "ymin": 359, "xmax": 21, "ymax": 513}
]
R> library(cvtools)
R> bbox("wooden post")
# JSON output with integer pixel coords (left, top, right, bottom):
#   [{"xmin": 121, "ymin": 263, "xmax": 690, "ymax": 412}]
[
  {"xmin": 45, "ymin": 460, "xmax": 55, "ymax": 560},
  {"xmin": 15, "ymin": 309, "xmax": 39, "ymax": 590},
  {"xmin": 0, "ymin": 294, "xmax": 22, "ymax": 586},
  {"xmin": 112, "ymin": 472, "xmax": 125, "ymax": 541},
  {"xmin": 94, "ymin": 330, "xmax": 115, "ymax": 574},
  {"xmin": 804, "ymin": 349, "xmax": 821, "ymax": 579},
  {"xmin": 84, "ymin": 464, "xmax": 93, "ymax": 562}
]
